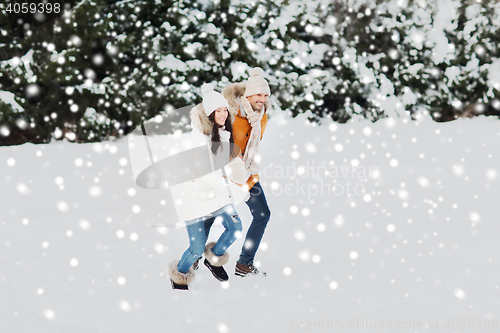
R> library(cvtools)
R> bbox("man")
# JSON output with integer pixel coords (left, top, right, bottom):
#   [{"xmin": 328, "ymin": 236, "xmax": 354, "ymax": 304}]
[{"xmin": 221, "ymin": 67, "xmax": 272, "ymax": 277}]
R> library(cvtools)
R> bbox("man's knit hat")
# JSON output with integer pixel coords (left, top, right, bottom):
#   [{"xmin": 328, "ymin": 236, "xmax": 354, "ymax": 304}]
[
  {"xmin": 201, "ymin": 83, "xmax": 229, "ymax": 117},
  {"xmin": 243, "ymin": 67, "xmax": 271, "ymax": 97}
]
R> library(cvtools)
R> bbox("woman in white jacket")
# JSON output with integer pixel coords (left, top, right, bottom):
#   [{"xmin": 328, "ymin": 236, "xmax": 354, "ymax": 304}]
[{"xmin": 168, "ymin": 84, "xmax": 247, "ymax": 290}]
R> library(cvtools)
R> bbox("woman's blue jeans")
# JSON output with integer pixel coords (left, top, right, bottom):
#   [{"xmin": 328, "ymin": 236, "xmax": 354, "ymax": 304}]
[{"xmin": 177, "ymin": 204, "xmax": 242, "ymax": 274}]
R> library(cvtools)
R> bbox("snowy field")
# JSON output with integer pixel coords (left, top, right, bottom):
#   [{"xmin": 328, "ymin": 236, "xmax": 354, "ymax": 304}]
[{"xmin": 1, "ymin": 113, "xmax": 499, "ymax": 333}]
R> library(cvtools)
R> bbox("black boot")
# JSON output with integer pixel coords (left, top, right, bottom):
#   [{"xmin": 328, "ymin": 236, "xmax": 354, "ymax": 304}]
[
  {"xmin": 204, "ymin": 259, "xmax": 229, "ymax": 281},
  {"xmin": 170, "ymin": 279, "xmax": 189, "ymax": 290},
  {"xmin": 203, "ymin": 242, "xmax": 230, "ymax": 282}
]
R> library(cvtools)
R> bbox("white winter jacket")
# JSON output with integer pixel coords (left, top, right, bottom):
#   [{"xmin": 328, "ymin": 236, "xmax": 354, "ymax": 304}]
[{"xmin": 169, "ymin": 104, "xmax": 247, "ymax": 222}]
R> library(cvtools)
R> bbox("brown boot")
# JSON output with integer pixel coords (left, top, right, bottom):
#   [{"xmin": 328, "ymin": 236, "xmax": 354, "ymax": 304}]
[{"xmin": 235, "ymin": 262, "xmax": 266, "ymax": 277}]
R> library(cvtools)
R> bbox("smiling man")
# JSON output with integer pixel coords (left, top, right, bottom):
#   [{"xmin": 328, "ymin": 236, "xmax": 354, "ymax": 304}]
[{"xmin": 204, "ymin": 67, "xmax": 272, "ymax": 277}]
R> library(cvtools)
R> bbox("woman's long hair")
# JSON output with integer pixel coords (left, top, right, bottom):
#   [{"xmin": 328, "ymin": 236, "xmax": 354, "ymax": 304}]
[{"xmin": 208, "ymin": 111, "xmax": 238, "ymax": 158}]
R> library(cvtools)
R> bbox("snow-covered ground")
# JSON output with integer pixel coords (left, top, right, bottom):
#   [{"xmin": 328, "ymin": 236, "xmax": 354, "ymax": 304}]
[{"xmin": 1, "ymin": 114, "xmax": 499, "ymax": 333}]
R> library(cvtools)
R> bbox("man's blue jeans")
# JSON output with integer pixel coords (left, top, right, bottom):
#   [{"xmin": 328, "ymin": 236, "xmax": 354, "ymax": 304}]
[
  {"xmin": 238, "ymin": 182, "xmax": 271, "ymax": 265},
  {"xmin": 177, "ymin": 204, "xmax": 242, "ymax": 274}
]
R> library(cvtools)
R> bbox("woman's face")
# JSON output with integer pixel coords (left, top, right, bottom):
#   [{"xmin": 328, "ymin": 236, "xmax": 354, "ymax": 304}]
[{"xmin": 214, "ymin": 107, "xmax": 228, "ymax": 126}]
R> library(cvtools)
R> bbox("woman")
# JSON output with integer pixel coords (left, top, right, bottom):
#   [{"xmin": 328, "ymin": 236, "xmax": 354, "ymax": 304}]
[{"xmin": 168, "ymin": 83, "xmax": 247, "ymax": 290}]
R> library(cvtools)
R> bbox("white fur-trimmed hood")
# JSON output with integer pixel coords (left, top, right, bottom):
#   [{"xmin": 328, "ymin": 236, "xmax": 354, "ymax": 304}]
[
  {"xmin": 190, "ymin": 103, "xmax": 234, "ymax": 135},
  {"xmin": 190, "ymin": 103, "xmax": 213, "ymax": 136}
]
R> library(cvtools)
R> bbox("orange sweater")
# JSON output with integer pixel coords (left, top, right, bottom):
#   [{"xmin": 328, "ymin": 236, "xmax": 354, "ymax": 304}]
[{"xmin": 232, "ymin": 109, "xmax": 268, "ymax": 189}]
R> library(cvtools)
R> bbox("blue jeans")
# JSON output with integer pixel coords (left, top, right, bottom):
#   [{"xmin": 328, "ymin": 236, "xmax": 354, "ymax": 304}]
[
  {"xmin": 177, "ymin": 204, "xmax": 242, "ymax": 274},
  {"xmin": 239, "ymin": 182, "xmax": 271, "ymax": 265}
]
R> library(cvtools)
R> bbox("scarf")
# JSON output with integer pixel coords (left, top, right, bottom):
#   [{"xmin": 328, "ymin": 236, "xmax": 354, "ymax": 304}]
[
  {"xmin": 240, "ymin": 96, "xmax": 264, "ymax": 175},
  {"xmin": 218, "ymin": 127, "xmax": 231, "ymax": 142}
]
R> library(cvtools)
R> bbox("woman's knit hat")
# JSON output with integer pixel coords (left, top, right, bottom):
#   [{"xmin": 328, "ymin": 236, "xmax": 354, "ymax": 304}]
[
  {"xmin": 201, "ymin": 83, "xmax": 229, "ymax": 116},
  {"xmin": 243, "ymin": 67, "xmax": 271, "ymax": 97}
]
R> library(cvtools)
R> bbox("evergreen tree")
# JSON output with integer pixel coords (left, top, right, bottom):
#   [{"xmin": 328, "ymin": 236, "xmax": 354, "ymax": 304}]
[
  {"xmin": 1, "ymin": 0, "xmax": 500, "ymax": 146},
  {"xmin": 434, "ymin": 0, "xmax": 500, "ymax": 121}
]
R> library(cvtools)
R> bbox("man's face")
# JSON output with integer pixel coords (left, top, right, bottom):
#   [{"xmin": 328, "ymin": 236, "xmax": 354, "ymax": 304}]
[{"xmin": 246, "ymin": 93, "xmax": 269, "ymax": 111}]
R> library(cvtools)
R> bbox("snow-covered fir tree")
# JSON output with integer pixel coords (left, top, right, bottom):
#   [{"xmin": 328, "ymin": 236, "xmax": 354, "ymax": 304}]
[{"xmin": 1, "ymin": 0, "xmax": 499, "ymax": 145}]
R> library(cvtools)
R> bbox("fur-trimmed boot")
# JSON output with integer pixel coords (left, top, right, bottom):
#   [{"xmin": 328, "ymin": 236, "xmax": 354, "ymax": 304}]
[
  {"xmin": 203, "ymin": 242, "xmax": 230, "ymax": 282},
  {"xmin": 168, "ymin": 260, "xmax": 195, "ymax": 290}
]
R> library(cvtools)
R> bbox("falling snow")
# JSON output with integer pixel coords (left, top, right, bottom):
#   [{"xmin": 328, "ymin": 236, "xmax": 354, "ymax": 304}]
[{"xmin": 1, "ymin": 35, "xmax": 499, "ymax": 333}]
